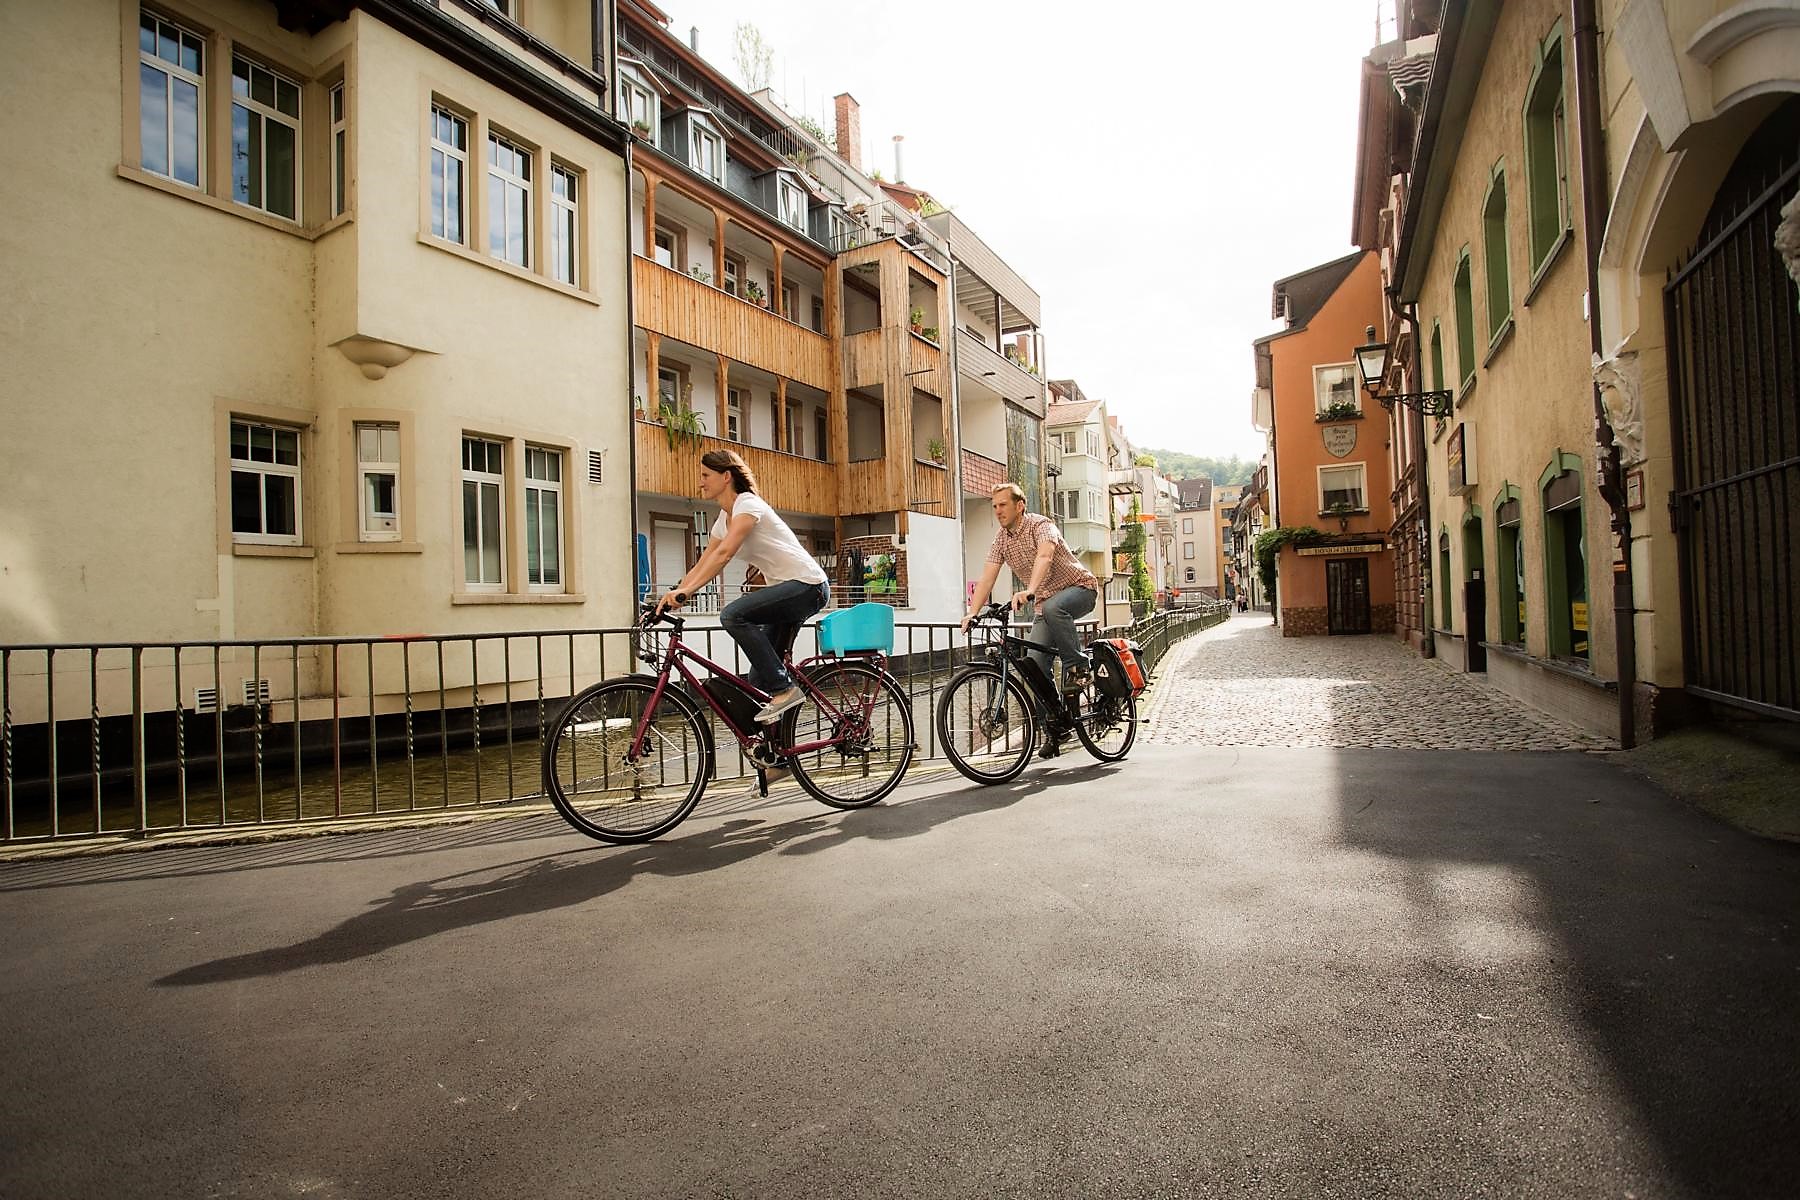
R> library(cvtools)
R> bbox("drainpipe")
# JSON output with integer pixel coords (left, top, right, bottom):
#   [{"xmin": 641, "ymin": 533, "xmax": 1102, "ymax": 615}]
[
  {"xmin": 1572, "ymin": 0, "xmax": 1637, "ymax": 748},
  {"xmin": 622, "ymin": 132, "xmax": 642, "ymax": 616},
  {"xmin": 1390, "ymin": 291, "xmax": 1436, "ymax": 660}
]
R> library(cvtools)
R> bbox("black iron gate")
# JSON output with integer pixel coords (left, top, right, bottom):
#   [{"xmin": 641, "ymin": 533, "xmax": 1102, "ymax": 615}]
[{"xmin": 1664, "ymin": 99, "xmax": 1800, "ymax": 720}]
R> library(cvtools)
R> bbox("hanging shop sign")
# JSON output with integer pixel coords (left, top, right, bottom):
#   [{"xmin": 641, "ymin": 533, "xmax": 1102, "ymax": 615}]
[
  {"xmin": 1447, "ymin": 423, "xmax": 1477, "ymax": 494},
  {"xmin": 1296, "ymin": 542, "xmax": 1387, "ymax": 556}
]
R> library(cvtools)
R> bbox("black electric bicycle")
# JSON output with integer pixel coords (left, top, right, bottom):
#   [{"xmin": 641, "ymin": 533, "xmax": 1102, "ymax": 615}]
[
  {"xmin": 934, "ymin": 601, "xmax": 1138, "ymax": 784},
  {"xmin": 542, "ymin": 603, "xmax": 915, "ymax": 843}
]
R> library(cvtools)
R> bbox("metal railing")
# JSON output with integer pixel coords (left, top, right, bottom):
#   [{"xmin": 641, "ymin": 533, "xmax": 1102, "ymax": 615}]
[{"xmin": 0, "ymin": 606, "xmax": 1226, "ymax": 846}]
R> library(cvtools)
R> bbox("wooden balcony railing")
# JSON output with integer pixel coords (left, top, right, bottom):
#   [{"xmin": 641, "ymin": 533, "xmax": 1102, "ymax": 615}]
[
  {"xmin": 633, "ymin": 257, "xmax": 831, "ymax": 390},
  {"xmin": 635, "ymin": 420, "xmax": 837, "ymax": 515},
  {"xmin": 911, "ymin": 460, "xmax": 948, "ymax": 515}
]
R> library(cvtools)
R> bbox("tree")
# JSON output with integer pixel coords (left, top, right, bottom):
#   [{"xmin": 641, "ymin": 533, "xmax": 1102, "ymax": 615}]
[
  {"xmin": 1125, "ymin": 498, "xmax": 1154, "ymax": 603},
  {"xmin": 1133, "ymin": 452, "xmax": 1156, "ymax": 467},
  {"xmin": 1141, "ymin": 449, "xmax": 1254, "ymax": 484},
  {"xmin": 733, "ymin": 23, "xmax": 774, "ymax": 92}
]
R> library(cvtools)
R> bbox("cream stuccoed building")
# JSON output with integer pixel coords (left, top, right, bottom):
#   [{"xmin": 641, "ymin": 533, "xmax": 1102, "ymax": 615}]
[{"xmin": 1, "ymin": 1, "xmax": 634, "ymax": 716}]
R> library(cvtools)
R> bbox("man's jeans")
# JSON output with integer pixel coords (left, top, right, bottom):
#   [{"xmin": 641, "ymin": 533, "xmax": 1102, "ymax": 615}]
[
  {"xmin": 1028, "ymin": 586, "xmax": 1098, "ymax": 685},
  {"xmin": 720, "ymin": 579, "xmax": 829, "ymax": 694}
]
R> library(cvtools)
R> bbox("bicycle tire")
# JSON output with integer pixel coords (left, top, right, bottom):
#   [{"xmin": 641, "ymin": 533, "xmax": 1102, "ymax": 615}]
[
  {"xmin": 780, "ymin": 660, "xmax": 915, "ymax": 809},
  {"xmin": 542, "ymin": 678, "xmax": 711, "ymax": 844},
  {"xmin": 935, "ymin": 665, "xmax": 1037, "ymax": 785},
  {"xmin": 1072, "ymin": 689, "xmax": 1137, "ymax": 762}
]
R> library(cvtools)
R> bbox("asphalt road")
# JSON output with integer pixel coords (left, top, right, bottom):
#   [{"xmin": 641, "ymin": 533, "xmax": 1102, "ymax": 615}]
[{"xmin": 2, "ymin": 747, "xmax": 1796, "ymax": 1199}]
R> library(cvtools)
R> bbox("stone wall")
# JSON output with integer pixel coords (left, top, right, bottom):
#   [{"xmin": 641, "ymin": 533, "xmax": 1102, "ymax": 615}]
[{"xmin": 1282, "ymin": 607, "xmax": 1330, "ymax": 637}]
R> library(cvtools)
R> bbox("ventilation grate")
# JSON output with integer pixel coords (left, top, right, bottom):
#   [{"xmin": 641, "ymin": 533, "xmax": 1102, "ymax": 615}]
[
  {"xmin": 243, "ymin": 678, "xmax": 271, "ymax": 707},
  {"xmin": 192, "ymin": 686, "xmax": 219, "ymax": 714},
  {"xmin": 587, "ymin": 449, "xmax": 604, "ymax": 484}
]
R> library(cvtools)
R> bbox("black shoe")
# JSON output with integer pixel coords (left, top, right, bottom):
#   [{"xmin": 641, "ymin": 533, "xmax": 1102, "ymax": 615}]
[
  {"xmin": 1062, "ymin": 666, "xmax": 1092, "ymax": 694},
  {"xmin": 1038, "ymin": 727, "xmax": 1068, "ymax": 759}
]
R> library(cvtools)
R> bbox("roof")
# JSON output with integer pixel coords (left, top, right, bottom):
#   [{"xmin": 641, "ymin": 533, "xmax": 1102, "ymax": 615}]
[
  {"xmin": 1176, "ymin": 478, "xmax": 1213, "ymax": 510},
  {"xmin": 1045, "ymin": 398, "xmax": 1101, "ymax": 428},
  {"xmin": 1255, "ymin": 251, "xmax": 1369, "ymax": 347}
]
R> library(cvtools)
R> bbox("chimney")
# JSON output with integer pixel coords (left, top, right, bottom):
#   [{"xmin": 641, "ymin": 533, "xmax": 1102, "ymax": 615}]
[
  {"xmin": 834, "ymin": 93, "xmax": 861, "ymax": 171},
  {"xmin": 688, "ymin": 25, "xmax": 699, "ymax": 52},
  {"xmin": 892, "ymin": 135, "xmax": 905, "ymax": 184}
]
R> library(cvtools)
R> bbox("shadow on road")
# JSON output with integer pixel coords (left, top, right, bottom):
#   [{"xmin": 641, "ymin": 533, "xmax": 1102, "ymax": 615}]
[
  {"xmin": 154, "ymin": 761, "xmax": 1118, "ymax": 988},
  {"xmin": 1328, "ymin": 749, "xmax": 1800, "ymax": 1200}
]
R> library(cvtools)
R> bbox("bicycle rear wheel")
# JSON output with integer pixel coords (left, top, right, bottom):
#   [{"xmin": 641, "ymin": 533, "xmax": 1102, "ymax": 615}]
[
  {"xmin": 780, "ymin": 660, "xmax": 915, "ymax": 809},
  {"xmin": 542, "ymin": 679, "xmax": 710, "ymax": 843},
  {"xmin": 936, "ymin": 665, "xmax": 1036, "ymax": 784},
  {"xmin": 1072, "ymin": 688, "xmax": 1137, "ymax": 762}
]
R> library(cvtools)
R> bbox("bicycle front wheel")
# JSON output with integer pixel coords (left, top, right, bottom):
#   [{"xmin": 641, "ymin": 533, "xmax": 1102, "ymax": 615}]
[
  {"xmin": 542, "ymin": 679, "xmax": 710, "ymax": 843},
  {"xmin": 936, "ymin": 665, "xmax": 1036, "ymax": 785},
  {"xmin": 1072, "ymin": 688, "xmax": 1137, "ymax": 762},
  {"xmin": 780, "ymin": 660, "xmax": 915, "ymax": 809}
]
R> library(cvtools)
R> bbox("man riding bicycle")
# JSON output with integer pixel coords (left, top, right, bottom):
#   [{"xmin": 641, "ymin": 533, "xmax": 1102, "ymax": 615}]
[{"xmin": 961, "ymin": 482, "xmax": 1100, "ymax": 693}]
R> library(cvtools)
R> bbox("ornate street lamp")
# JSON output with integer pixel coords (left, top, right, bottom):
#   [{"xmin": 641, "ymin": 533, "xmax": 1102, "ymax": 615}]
[{"xmin": 1354, "ymin": 325, "xmax": 1455, "ymax": 417}]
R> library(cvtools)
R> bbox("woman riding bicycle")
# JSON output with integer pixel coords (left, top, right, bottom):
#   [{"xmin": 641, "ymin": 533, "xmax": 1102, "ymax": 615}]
[{"xmin": 655, "ymin": 449, "xmax": 829, "ymax": 724}]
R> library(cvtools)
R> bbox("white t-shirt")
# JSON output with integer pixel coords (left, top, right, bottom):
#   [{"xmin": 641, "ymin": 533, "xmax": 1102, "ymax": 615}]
[{"xmin": 710, "ymin": 493, "xmax": 828, "ymax": 586}]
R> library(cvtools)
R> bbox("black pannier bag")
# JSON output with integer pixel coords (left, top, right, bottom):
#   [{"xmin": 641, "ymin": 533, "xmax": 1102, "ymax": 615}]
[{"xmin": 1089, "ymin": 638, "xmax": 1148, "ymax": 699}]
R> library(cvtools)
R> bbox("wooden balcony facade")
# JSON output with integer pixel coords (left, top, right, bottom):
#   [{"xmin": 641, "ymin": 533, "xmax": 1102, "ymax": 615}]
[
  {"xmin": 634, "ymin": 257, "xmax": 831, "ymax": 391},
  {"xmin": 635, "ymin": 420, "xmax": 837, "ymax": 516}
]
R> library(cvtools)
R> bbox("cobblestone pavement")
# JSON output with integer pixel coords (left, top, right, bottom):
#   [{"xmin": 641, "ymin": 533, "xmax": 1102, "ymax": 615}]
[{"xmin": 1144, "ymin": 613, "xmax": 1613, "ymax": 751}]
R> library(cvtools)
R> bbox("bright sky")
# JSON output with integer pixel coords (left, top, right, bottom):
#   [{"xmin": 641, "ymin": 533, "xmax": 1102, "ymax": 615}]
[{"xmin": 665, "ymin": 0, "xmax": 1387, "ymax": 461}]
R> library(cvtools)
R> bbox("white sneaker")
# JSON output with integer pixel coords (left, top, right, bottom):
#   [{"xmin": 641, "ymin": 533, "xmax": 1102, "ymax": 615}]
[{"xmin": 754, "ymin": 686, "xmax": 804, "ymax": 724}]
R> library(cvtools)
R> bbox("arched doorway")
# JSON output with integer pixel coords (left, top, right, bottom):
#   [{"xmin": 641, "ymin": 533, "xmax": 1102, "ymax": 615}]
[{"xmin": 1664, "ymin": 97, "xmax": 1800, "ymax": 719}]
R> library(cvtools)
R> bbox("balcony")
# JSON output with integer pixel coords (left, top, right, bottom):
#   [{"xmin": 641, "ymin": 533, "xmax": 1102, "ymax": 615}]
[
  {"xmin": 634, "ymin": 257, "xmax": 831, "ymax": 390},
  {"xmin": 635, "ymin": 419, "xmax": 837, "ymax": 516},
  {"xmin": 1106, "ymin": 468, "xmax": 1141, "ymax": 497},
  {"xmin": 911, "ymin": 460, "xmax": 948, "ymax": 515},
  {"xmin": 954, "ymin": 328, "xmax": 1043, "ymax": 417}
]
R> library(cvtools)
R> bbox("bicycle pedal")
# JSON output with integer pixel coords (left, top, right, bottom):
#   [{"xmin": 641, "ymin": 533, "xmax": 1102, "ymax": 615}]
[{"xmin": 1037, "ymin": 739, "xmax": 1063, "ymax": 760}]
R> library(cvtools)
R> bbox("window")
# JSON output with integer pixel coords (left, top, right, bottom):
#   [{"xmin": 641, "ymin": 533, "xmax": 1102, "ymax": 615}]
[
  {"xmin": 815, "ymin": 410, "xmax": 828, "ymax": 462},
  {"xmin": 1429, "ymin": 321, "xmax": 1445, "ymax": 391},
  {"xmin": 1453, "ymin": 251, "xmax": 1476, "ymax": 389},
  {"xmin": 1542, "ymin": 459, "xmax": 1587, "ymax": 659},
  {"xmin": 1182, "ymin": 517, "xmax": 1194, "ymax": 534},
  {"xmin": 430, "ymin": 105, "xmax": 468, "ymax": 243},
  {"xmin": 782, "ymin": 281, "xmax": 799, "ymax": 322},
  {"xmin": 481, "ymin": 0, "xmax": 513, "ymax": 15},
  {"xmin": 1185, "ymin": 568, "xmax": 1195, "ymax": 583},
  {"xmin": 1438, "ymin": 533, "xmax": 1453, "ymax": 629},
  {"xmin": 1085, "ymin": 431, "xmax": 1101, "ymax": 459},
  {"xmin": 355, "ymin": 422, "xmax": 400, "ymax": 541},
  {"xmin": 653, "ymin": 224, "xmax": 681, "ymax": 269},
  {"xmin": 726, "ymin": 387, "xmax": 745, "ymax": 442},
  {"xmin": 462, "ymin": 436, "xmax": 505, "ymax": 590},
  {"xmin": 1319, "ymin": 464, "xmax": 1366, "ymax": 512},
  {"xmin": 786, "ymin": 403, "xmax": 803, "ymax": 456},
  {"xmin": 1183, "ymin": 543, "xmax": 1195, "ymax": 559},
  {"xmin": 524, "ymin": 446, "xmax": 563, "ymax": 590},
  {"xmin": 1055, "ymin": 489, "xmax": 1076, "ymax": 521},
  {"xmin": 1314, "ymin": 363, "xmax": 1359, "ymax": 415},
  {"xmin": 1524, "ymin": 32, "xmax": 1570, "ymax": 270},
  {"xmin": 620, "ymin": 77, "xmax": 657, "ymax": 140},
  {"xmin": 656, "ymin": 365, "xmax": 682, "ymax": 411},
  {"xmin": 329, "ymin": 82, "xmax": 347, "ymax": 217},
  {"xmin": 1482, "ymin": 169, "xmax": 1511, "ymax": 339},
  {"xmin": 230, "ymin": 419, "xmax": 301, "ymax": 545},
  {"xmin": 691, "ymin": 122, "xmax": 724, "ymax": 183},
  {"xmin": 549, "ymin": 163, "xmax": 578, "ymax": 285},
  {"xmin": 778, "ymin": 178, "xmax": 807, "ymax": 230},
  {"xmin": 723, "ymin": 254, "xmax": 743, "ymax": 297},
  {"xmin": 231, "ymin": 56, "xmax": 301, "ymax": 220},
  {"xmin": 1497, "ymin": 493, "xmax": 1525, "ymax": 644},
  {"xmin": 139, "ymin": 11, "xmax": 204, "ymax": 188},
  {"xmin": 811, "ymin": 296, "xmax": 824, "ymax": 333},
  {"xmin": 488, "ymin": 131, "xmax": 531, "ymax": 268}
]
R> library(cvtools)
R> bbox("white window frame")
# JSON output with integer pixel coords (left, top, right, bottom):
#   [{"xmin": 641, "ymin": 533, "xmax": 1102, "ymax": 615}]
[
  {"xmin": 230, "ymin": 54, "xmax": 302, "ymax": 221},
  {"xmin": 487, "ymin": 130, "xmax": 532, "ymax": 268},
  {"xmin": 355, "ymin": 422, "xmax": 400, "ymax": 542},
  {"xmin": 689, "ymin": 117, "xmax": 725, "ymax": 183},
  {"xmin": 481, "ymin": 0, "xmax": 514, "ymax": 15},
  {"xmin": 1183, "ymin": 543, "xmax": 1195, "ymax": 560},
  {"xmin": 329, "ymin": 81, "xmax": 347, "ymax": 217},
  {"xmin": 549, "ymin": 162, "xmax": 579, "ymax": 286},
  {"xmin": 1182, "ymin": 517, "xmax": 1193, "ymax": 534},
  {"xmin": 785, "ymin": 402, "xmax": 803, "ymax": 456},
  {"xmin": 725, "ymin": 387, "xmax": 745, "ymax": 442},
  {"xmin": 138, "ymin": 10, "xmax": 205, "ymax": 189},
  {"xmin": 430, "ymin": 104, "xmax": 469, "ymax": 244},
  {"xmin": 524, "ymin": 445, "xmax": 564, "ymax": 592},
  {"xmin": 777, "ymin": 177, "xmax": 807, "ymax": 231},
  {"xmin": 230, "ymin": 418, "xmax": 303, "ymax": 547},
  {"xmin": 1085, "ymin": 431, "xmax": 1101, "ymax": 458},
  {"xmin": 1314, "ymin": 362, "xmax": 1360, "ymax": 415},
  {"xmin": 462, "ymin": 436, "xmax": 506, "ymax": 592},
  {"xmin": 1318, "ymin": 463, "xmax": 1368, "ymax": 512},
  {"xmin": 653, "ymin": 224, "xmax": 679, "ymax": 269},
  {"xmin": 620, "ymin": 76, "xmax": 658, "ymax": 141}
]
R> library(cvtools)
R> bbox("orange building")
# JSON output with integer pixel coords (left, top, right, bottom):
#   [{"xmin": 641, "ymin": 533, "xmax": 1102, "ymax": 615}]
[{"xmin": 1253, "ymin": 252, "xmax": 1393, "ymax": 635}]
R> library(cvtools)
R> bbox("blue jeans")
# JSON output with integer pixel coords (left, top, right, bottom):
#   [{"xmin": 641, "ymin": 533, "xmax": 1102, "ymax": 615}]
[
  {"xmin": 720, "ymin": 579, "xmax": 829, "ymax": 694},
  {"xmin": 1028, "ymin": 586, "xmax": 1097, "ymax": 683}
]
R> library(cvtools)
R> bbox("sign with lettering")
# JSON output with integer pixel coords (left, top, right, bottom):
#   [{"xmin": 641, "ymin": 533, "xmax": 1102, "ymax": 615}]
[
  {"xmin": 1447, "ymin": 423, "xmax": 1477, "ymax": 493},
  {"xmin": 1321, "ymin": 423, "xmax": 1358, "ymax": 459},
  {"xmin": 1296, "ymin": 543, "xmax": 1387, "ymax": 556}
]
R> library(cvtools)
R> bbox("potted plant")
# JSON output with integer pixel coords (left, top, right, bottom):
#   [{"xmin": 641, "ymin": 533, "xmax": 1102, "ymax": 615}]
[
  {"xmin": 689, "ymin": 265, "xmax": 711, "ymax": 284},
  {"xmin": 926, "ymin": 437, "xmax": 946, "ymax": 465},
  {"xmin": 630, "ymin": 118, "xmax": 652, "ymax": 139},
  {"xmin": 633, "ymin": 394, "xmax": 645, "ymax": 418},
  {"xmin": 909, "ymin": 306, "xmax": 925, "ymax": 335},
  {"xmin": 1319, "ymin": 399, "xmax": 1360, "ymax": 421},
  {"xmin": 921, "ymin": 326, "xmax": 939, "ymax": 342},
  {"xmin": 744, "ymin": 280, "xmax": 765, "ymax": 306},
  {"xmin": 658, "ymin": 399, "xmax": 707, "ymax": 452}
]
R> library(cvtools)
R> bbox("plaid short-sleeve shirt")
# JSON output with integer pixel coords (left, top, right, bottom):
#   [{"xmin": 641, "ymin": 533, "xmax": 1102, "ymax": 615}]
[{"xmin": 986, "ymin": 512, "xmax": 1099, "ymax": 610}]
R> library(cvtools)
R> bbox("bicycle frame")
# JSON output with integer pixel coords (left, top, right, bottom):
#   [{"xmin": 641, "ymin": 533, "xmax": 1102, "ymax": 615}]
[
  {"xmin": 970, "ymin": 610, "xmax": 1076, "ymax": 726},
  {"xmin": 629, "ymin": 619, "xmax": 885, "ymax": 761}
]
